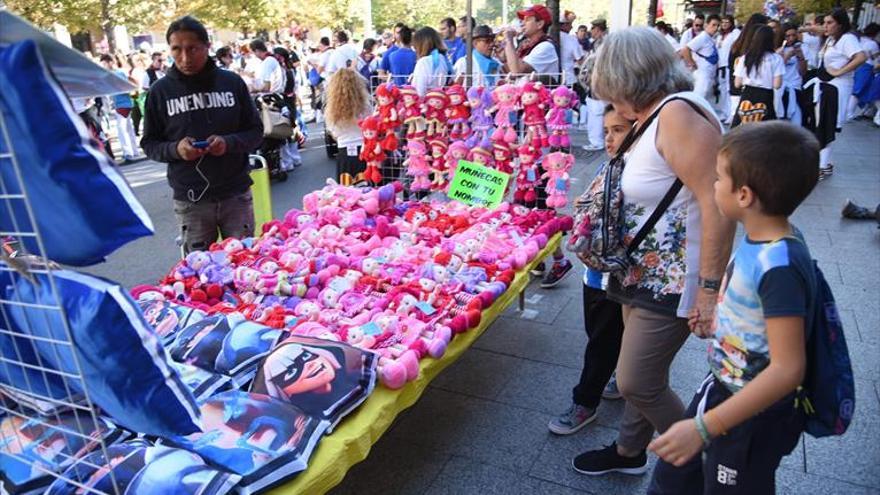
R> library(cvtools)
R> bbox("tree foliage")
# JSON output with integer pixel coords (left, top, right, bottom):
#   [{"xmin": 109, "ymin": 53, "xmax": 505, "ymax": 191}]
[
  {"xmin": 734, "ymin": 0, "xmax": 844, "ymax": 22},
  {"xmin": 372, "ymin": 0, "xmax": 468, "ymax": 32}
]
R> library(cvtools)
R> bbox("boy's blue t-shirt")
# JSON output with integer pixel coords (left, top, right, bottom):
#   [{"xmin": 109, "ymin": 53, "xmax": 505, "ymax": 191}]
[
  {"xmin": 709, "ymin": 232, "xmax": 816, "ymax": 392},
  {"xmin": 446, "ymin": 37, "xmax": 466, "ymax": 64},
  {"xmin": 386, "ymin": 47, "xmax": 417, "ymax": 86}
]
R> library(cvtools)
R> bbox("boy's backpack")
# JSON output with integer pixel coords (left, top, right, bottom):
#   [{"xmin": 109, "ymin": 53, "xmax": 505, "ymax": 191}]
[
  {"xmin": 798, "ymin": 260, "xmax": 855, "ymax": 437},
  {"xmin": 566, "ymin": 96, "xmax": 710, "ymax": 273}
]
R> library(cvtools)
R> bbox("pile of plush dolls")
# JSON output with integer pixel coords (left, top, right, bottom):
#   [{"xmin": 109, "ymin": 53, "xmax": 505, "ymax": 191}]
[
  {"xmin": 143, "ymin": 181, "xmax": 572, "ymax": 389},
  {"xmin": 361, "ymin": 82, "xmax": 577, "ymax": 207}
]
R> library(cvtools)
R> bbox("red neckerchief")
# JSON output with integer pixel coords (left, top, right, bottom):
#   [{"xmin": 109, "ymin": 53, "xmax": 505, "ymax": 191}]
[{"xmin": 517, "ymin": 33, "xmax": 554, "ymax": 59}]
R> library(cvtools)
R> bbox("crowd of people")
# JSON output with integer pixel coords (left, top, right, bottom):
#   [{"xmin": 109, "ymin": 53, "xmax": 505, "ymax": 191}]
[{"xmin": 83, "ymin": 8, "xmax": 874, "ymax": 493}]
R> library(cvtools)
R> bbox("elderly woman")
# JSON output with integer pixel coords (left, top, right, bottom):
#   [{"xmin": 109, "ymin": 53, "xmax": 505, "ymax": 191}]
[{"xmin": 572, "ymin": 27, "xmax": 735, "ymax": 476}]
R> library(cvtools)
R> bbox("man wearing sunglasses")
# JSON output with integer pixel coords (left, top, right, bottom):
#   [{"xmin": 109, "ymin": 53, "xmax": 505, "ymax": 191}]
[{"xmin": 680, "ymin": 14, "xmax": 705, "ymax": 47}]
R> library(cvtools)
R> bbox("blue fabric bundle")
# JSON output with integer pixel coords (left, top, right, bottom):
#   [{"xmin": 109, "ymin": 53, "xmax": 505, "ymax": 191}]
[
  {"xmin": 0, "ymin": 268, "xmax": 201, "ymax": 437},
  {"xmin": 0, "ymin": 40, "xmax": 153, "ymax": 266}
]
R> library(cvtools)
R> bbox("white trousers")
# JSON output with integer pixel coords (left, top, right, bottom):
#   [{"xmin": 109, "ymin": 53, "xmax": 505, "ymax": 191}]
[
  {"xmin": 585, "ymin": 97, "xmax": 605, "ymax": 147},
  {"xmin": 693, "ymin": 69, "xmax": 714, "ymax": 102},
  {"xmin": 114, "ymin": 110, "xmax": 138, "ymax": 158},
  {"xmin": 717, "ymin": 67, "xmax": 731, "ymax": 121}
]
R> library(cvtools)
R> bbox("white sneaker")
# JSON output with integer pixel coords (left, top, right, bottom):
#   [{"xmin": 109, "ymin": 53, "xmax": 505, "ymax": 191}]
[{"xmin": 581, "ymin": 143, "xmax": 603, "ymax": 152}]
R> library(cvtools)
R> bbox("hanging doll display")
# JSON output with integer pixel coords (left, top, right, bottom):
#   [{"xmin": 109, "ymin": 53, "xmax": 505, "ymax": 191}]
[
  {"xmin": 541, "ymin": 152, "xmax": 575, "ymax": 208},
  {"xmin": 466, "ymin": 86, "xmax": 493, "ymax": 147},
  {"xmin": 444, "ymin": 84, "xmax": 470, "ymax": 141},
  {"xmin": 422, "ymin": 89, "xmax": 449, "ymax": 138},
  {"xmin": 374, "ymin": 83, "xmax": 401, "ymax": 151},
  {"xmin": 358, "ymin": 116, "xmax": 385, "ymax": 184},
  {"xmin": 427, "ymin": 139, "xmax": 450, "ymax": 192},
  {"xmin": 398, "ymin": 85, "xmax": 424, "ymax": 141},
  {"xmin": 514, "ymin": 144, "xmax": 541, "ymax": 204},
  {"xmin": 403, "ymin": 140, "xmax": 432, "ymax": 191},
  {"xmin": 488, "ymin": 84, "xmax": 521, "ymax": 144}
]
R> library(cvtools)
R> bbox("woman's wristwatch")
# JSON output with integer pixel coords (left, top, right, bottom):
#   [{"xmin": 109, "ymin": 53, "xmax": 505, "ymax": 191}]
[{"xmin": 698, "ymin": 277, "xmax": 722, "ymax": 292}]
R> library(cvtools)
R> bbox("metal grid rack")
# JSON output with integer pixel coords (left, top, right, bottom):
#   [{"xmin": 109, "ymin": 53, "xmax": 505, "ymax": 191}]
[
  {"xmin": 366, "ymin": 71, "xmax": 576, "ymax": 204},
  {"xmin": 0, "ymin": 97, "xmax": 122, "ymax": 494}
]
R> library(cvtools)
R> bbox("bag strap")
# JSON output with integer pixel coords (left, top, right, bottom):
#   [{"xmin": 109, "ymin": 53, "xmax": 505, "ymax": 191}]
[{"xmin": 624, "ymin": 96, "xmax": 715, "ymax": 256}]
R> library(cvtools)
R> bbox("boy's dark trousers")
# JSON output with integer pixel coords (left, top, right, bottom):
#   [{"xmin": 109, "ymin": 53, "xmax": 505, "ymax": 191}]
[
  {"xmin": 648, "ymin": 375, "xmax": 804, "ymax": 495},
  {"xmin": 572, "ymin": 284, "xmax": 625, "ymax": 409}
]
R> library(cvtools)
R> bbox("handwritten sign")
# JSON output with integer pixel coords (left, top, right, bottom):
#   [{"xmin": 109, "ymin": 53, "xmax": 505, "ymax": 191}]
[{"xmin": 446, "ymin": 160, "xmax": 510, "ymax": 209}]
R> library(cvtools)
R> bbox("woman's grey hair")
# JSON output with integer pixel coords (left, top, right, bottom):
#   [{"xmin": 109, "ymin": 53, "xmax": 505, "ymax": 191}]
[{"xmin": 591, "ymin": 27, "xmax": 693, "ymax": 111}]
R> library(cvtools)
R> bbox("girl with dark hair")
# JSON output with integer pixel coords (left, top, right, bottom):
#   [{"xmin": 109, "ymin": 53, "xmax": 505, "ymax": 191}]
[
  {"xmin": 733, "ymin": 25, "xmax": 784, "ymax": 125},
  {"xmin": 817, "ymin": 8, "xmax": 867, "ymax": 177},
  {"xmin": 726, "ymin": 13, "xmax": 769, "ymax": 124},
  {"xmin": 411, "ymin": 27, "xmax": 451, "ymax": 96}
]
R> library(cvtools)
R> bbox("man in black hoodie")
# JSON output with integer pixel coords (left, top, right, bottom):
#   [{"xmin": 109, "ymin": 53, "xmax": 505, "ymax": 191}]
[{"xmin": 141, "ymin": 16, "xmax": 263, "ymax": 253}]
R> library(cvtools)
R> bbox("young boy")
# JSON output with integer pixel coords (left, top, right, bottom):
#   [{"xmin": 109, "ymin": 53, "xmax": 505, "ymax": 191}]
[
  {"xmin": 647, "ymin": 121, "xmax": 820, "ymax": 493},
  {"xmin": 549, "ymin": 105, "xmax": 634, "ymax": 434}
]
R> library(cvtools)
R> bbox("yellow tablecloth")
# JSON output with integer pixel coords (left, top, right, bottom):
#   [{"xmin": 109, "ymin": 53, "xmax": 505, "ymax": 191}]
[{"xmin": 270, "ymin": 233, "xmax": 562, "ymax": 495}]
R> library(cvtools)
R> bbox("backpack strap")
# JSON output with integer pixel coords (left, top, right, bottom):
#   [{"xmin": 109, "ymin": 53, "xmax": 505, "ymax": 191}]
[{"xmin": 624, "ymin": 95, "xmax": 715, "ymax": 256}]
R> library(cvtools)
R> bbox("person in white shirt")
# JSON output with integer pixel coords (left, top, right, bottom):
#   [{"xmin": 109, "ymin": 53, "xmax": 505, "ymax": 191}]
[
  {"xmin": 558, "ymin": 11, "xmax": 585, "ymax": 86},
  {"xmin": 817, "ymin": 9, "xmax": 867, "ymax": 176},
  {"xmin": 679, "ymin": 15, "xmax": 704, "ymax": 47},
  {"xmin": 846, "ymin": 24, "xmax": 880, "ymax": 120},
  {"xmin": 780, "ymin": 24, "xmax": 808, "ymax": 125},
  {"xmin": 452, "ymin": 25, "xmax": 502, "ymax": 88},
  {"xmin": 410, "ymin": 27, "xmax": 452, "ymax": 96},
  {"xmin": 578, "ymin": 18, "xmax": 607, "ymax": 151},
  {"xmin": 250, "ymin": 39, "xmax": 286, "ymax": 94},
  {"xmin": 323, "ymin": 31, "xmax": 359, "ymax": 79},
  {"xmin": 655, "ymin": 22, "xmax": 679, "ymax": 51},
  {"xmin": 502, "ymin": 5, "xmax": 559, "ymax": 78},
  {"xmin": 799, "ymin": 15, "xmax": 824, "ymax": 68},
  {"xmin": 733, "ymin": 25, "xmax": 784, "ymax": 125},
  {"xmin": 681, "ymin": 14, "xmax": 720, "ymax": 102},
  {"xmin": 716, "ymin": 15, "xmax": 741, "ymax": 122}
]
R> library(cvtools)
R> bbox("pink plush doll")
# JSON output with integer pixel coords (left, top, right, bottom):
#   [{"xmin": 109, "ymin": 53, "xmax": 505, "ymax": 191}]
[
  {"xmin": 444, "ymin": 140, "xmax": 470, "ymax": 180},
  {"xmin": 428, "ymin": 139, "xmax": 450, "ymax": 192},
  {"xmin": 492, "ymin": 140, "xmax": 514, "ymax": 175},
  {"xmin": 520, "ymin": 81, "xmax": 550, "ymax": 149},
  {"xmin": 398, "ymin": 85, "xmax": 424, "ymax": 140},
  {"xmin": 488, "ymin": 83, "xmax": 520, "ymax": 143},
  {"xmin": 444, "ymin": 84, "xmax": 470, "ymax": 140},
  {"xmin": 514, "ymin": 144, "xmax": 541, "ymax": 204},
  {"xmin": 541, "ymin": 152, "xmax": 575, "ymax": 208},
  {"xmin": 404, "ymin": 140, "xmax": 432, "ymax": 192},
  {"xmin": 358, "ymin": 116, "xmax": 386, "ymax": 184},
  {"xmin": 422, "ymin": 88, "xmax": 449, "ymax": 137},
  {"xmin": 374, "ymin": 83, "xmax": 401, "ymax": 151},
  {"xmin": 546, "ymin": 86, "xmax": 579, "ymax": 149},
  {"xmin": 467, "ymin": 143, "xmax": 495, "ymax": 168}
]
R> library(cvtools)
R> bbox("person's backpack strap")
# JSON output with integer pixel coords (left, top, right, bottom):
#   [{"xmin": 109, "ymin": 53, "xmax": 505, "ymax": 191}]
[{"xmin": 624, "ymin": 95, "xmax": 715, "ymax": 256}]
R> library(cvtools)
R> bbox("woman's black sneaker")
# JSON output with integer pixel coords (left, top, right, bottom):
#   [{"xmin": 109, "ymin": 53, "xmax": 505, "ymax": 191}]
[
  {"xmin": 572, "ymin": 443, "xmax": 648, "ymax": 476},
  {"xmin": 540, "ymin": 259, "xmax": 573, "ymax": 288}
]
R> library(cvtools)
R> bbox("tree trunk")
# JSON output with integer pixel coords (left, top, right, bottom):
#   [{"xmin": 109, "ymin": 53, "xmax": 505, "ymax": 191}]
[
  {"xmin": 647, "ymin": 0, "xmax": 659, "ymax": 26},
  {"xmin": 101, "ymin": 0, "xmax": 116, "ymax": 53}
]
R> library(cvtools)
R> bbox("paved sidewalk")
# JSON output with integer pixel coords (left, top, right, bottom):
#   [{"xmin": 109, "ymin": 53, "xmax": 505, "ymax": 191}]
[{"xmin": 329, "ymin": 120, "xmax": 880, "ymax": 494}]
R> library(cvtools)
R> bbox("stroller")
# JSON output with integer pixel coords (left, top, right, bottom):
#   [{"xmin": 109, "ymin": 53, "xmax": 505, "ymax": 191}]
[{"xmin": 254, "ymin": 93, "xmax": 305, "ymax": 182}]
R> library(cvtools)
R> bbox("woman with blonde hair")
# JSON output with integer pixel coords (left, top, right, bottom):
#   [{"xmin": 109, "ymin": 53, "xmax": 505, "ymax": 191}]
[
  {"xmin": 324, "ymin": 68, "xmax": 372, "ymax": 184},
  {"xmin": 572, "ymin": 26, "xmax": 734, "ymax": 476},
  {"xmin": 411, "ymin": 27, "xmax": 451, "ymax": 96}
]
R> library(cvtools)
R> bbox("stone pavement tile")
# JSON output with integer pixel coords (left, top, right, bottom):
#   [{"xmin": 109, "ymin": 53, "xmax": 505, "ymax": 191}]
[
  {"xmin": 384, "ymin": 387, "xmax": 553, "ymax": 473},
  {"xmin": 779, "ymin": 433, "xmax": 807, "ymax": 474},
  {"xmin": 425, "ymin": 456, "xmax": 590, "ymax": 495},
  {"xmin": 804, "ymin": 378, "xmax": 880, "ymax": 489},
  {"xmin": 776, "ymin": 466, "xmax": 880, "ymax": 495},
  {"xmin": 848, "ymin": 339, "xmax": 880, "ymax": 382},
  {"xmin": 528, "ymin": 423, "xmax": 655, "ymax": 494},
  {"xmin": 502, "ymin": 287, "xmax": 574, "ymax": 325},
  {"xmin": 330, "ymin": 435, "xmax": 450, "ymax": 495},
  {"xmin": 838, "ymin": 262, "xmax": 880, "ymax": 295},
  {"xmin": 430, "ymin": 348, "xmax": 520, "ymax": 401},
  {"xmin": 838, "ymin": 309, "xmax": 864, "ymax": 343},
  {"xmin": 473, "ymin": 316, "xmax": 585, "ymax": 370},
  {"xmin": 835, "ymin": 287, "xmax": 880, "ymax": 345},
  {"xmin": 495, "ymin": 359, "xmax": 583, "ymax": 416}
]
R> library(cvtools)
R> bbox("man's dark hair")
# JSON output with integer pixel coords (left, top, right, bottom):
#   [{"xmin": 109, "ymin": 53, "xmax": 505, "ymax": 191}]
[
  {"xmin": 319, "ymin": 37, "xmax": 330, "ymax": 47},
  {"xmin": 99, "ymin": 53, "xmax": 114, "ymax": 64},
  {"xmin": 707, "ymin": 14, "xmax": 721, "ymax": 24},
  {"xmin": 591, "ymin": 19, "xmax": 607, "ymax": 32},
  {"xmin": 864, "ymin": 23, "xmax": 880, "ymax": 38},
  {"xmin": 166, "ymin": 15, "xmax": 209, "ymax": 44},
  {"xmin": 151, "ymin": 51, "xmax": 163, "ymax": 60},
  {"xmin": 459, "ymin": 15, "xmax": 474, "ymax": 30},
  {"xmin": 336, "ymin": 31, "xmax": 349, "ymax": 43},
  {"xmin": 393, "ymin": 22, "xmax": 406, "ymax": 30},
  {"xmin": 399, "ymin": 26, "xmax": 413, "ymax": 45},
  {"xmin": 695, "ymin": 13, "xmax": 705, "ymax": 21},
  {"xmin": 363, "ymin": 38, "xmax": 377, "ymax": 51},
  {"xmin": 441, "ymin": 17, "xmax": 456, "ymax": 30},
  {"xmin": 720, "ymin": 122, "xmax": 819, "ymax": 216},
  {"xmin": 215, "ymin": 46, "xmax": 232, "ymax": 59},
  {"xmin": 249, "ymin": 39, "xmax": 268, "ymax": 53},
  {"xmin": 722, "ymin": 15, "xmax": 735, "ymax": 25},
  {"xmin": 783, "ymin": 22, "xmax": 799, "ymax": 34},
  {"xmin": 827, "ymin": 8, "xmax": 852, "ymax": 40}
]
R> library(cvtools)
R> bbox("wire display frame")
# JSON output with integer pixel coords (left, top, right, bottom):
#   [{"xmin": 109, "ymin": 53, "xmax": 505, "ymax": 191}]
[
  {"xmin": 366, "ymin": 71, "xmax": 577, "ymax": 204},
  {"xmin": 0, "ymin": 103, "xmax": 123, "ymax": 494}
]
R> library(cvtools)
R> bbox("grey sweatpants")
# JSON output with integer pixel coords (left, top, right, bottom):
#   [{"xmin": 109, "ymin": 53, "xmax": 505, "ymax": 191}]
[{"xmin": 173, "ymin": 190, "xmax": 255, "ymax": 253}]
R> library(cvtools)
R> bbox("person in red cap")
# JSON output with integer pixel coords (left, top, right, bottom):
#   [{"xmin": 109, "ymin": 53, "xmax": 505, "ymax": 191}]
[{"xmin": 502, "ymin": 4, "xmax": 560, "ymax": 77}]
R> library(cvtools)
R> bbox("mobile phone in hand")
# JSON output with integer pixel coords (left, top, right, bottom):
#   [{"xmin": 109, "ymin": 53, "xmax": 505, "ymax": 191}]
[{"xmin": 191, "ymin": 140, "xmax": 210, "ymax": 149}]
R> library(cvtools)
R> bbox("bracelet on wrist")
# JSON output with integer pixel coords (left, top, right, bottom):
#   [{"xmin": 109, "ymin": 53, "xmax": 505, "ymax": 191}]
[{"xmin": 694, "ymin": 412, "xmax": 712, "ymax": 446}]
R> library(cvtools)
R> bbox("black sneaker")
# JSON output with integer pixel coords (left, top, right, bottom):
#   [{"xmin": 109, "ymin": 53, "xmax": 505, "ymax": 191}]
[
  {"xmin": 530, "ymin": 261, "xmax": 546, "ymax": 277},
  {"xmin": 572, "ymin": 443, "xmax": 648, "ymax": 476},
  {"xmin": 540, "ymin": 259, "xmax": 573, "ymax": 288}
]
